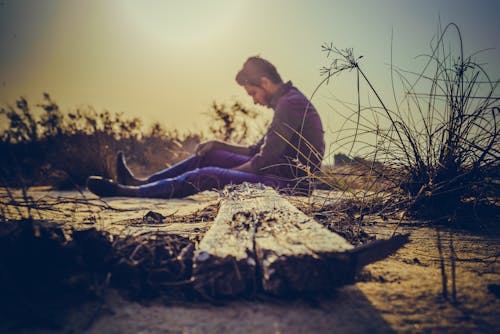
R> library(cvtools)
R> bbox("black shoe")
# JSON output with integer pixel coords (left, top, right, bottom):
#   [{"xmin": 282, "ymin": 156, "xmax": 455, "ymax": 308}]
[
  {"xmin": 86, "ymin": 176, "xmax": 118, "ymax": 197},
  {"xmin": 116, "ymin": 151, "xmax": 143, "ymax": 186}
]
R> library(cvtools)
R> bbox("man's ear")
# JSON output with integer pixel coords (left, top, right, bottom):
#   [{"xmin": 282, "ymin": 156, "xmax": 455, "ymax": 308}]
[{"xmin": 260, "ymin": 76, "xmax": 272, "ymax": 90}]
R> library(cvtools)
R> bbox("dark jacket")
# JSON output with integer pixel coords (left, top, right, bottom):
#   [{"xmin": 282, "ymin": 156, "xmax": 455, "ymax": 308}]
[{"xmin": 248, "ymin": 81, "xmax": 325, "ymax": 184}]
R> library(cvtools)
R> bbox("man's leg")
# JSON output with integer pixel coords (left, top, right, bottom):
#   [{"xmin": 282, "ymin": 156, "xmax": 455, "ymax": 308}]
[
  {"xmin": 143, "ymin": 150, "xmax": 251, "ymax": 183},
  {"xmin": 118, "ymin": 149, "xmax": 251, "ymax": 185},
  {"xmin": 136, "ymin": 167, "xmax": 289, "ymax": 198}
]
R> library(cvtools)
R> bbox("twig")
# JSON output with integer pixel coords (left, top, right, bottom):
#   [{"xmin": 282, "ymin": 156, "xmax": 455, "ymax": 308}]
[{"xmin": 436, "ymin": 227, "xmax": 448, "ymax": 300}]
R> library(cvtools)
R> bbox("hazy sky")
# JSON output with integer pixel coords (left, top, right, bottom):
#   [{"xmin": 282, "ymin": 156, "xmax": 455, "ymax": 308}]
[{"xmin": 1, "ymin": 0, "xmax": 499, "ymax": 146}]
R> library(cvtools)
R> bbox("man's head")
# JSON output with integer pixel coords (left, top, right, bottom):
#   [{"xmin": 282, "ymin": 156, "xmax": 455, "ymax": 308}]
[{"xmin": 236, "ymin": 56, "xmax": 283, "ymax": 108}]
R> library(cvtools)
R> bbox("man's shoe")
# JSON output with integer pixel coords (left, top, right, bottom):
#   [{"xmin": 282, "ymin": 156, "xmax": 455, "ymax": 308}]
[
  {"xmin": 86, "ymin": 176, "xmax": 119, "ymax": 197},
  {"xmin": 116, "ymin": 151, "xmax": 143, "ymax": 186}
]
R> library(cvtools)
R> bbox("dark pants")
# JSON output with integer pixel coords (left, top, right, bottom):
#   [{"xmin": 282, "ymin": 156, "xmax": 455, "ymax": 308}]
[{"xmin": 136, "ymin": 150, "xmax": 291, "ymax": 198}]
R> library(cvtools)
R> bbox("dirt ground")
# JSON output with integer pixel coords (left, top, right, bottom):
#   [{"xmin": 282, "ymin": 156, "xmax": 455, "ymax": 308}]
[{"xmin": 1, "ymin": 188, "xmax": 499, "ymax": 334}]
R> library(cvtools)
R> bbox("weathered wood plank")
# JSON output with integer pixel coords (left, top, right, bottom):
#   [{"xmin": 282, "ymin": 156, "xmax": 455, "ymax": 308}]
[
  {"xmin": 193, "ymin": 183, "xmax": 408, "ymax": 297},
  {"xmin": 193, "ymin": 184, "xmax": 354, "ymax": 296}
]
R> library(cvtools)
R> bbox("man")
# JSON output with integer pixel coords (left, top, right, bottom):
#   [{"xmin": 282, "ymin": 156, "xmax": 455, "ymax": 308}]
[{"xmin": 87, "ymin": 56, "xmax": 325, "ymax": 198}]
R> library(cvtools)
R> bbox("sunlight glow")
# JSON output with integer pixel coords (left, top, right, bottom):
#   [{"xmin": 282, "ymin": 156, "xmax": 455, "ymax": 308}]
[{"xmin": 121, "ymin": 1, "xmax": 244, "ymax": 45}]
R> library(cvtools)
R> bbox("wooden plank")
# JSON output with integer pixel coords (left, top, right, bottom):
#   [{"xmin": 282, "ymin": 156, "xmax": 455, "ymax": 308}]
[
  {"xmin": 193, "ymin": 184, "xmax": 354, "ymax": 296},
  {"xmin": 193, "ymin": 183, "xmax": 408, "ymax": 297}
]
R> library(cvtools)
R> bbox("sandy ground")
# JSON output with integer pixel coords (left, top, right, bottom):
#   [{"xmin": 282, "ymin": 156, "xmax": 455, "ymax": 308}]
[{"xmin": 1, "ymin": 188, "xmax": 499, "ymax": 333}]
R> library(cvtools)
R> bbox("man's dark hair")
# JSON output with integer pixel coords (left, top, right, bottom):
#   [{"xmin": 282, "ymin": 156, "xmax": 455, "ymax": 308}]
[{"xmin": 236, "ymin": 56, "xmax": 283, "ymax": 86}]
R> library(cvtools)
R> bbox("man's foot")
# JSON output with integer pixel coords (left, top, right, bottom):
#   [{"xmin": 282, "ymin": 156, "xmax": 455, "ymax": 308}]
[
  {"xmin": 116, "ymin": 151, "xmax": 144, "ymax": 186},
  {"xmin": 86, "ymin": 176, "xmax": 119, "ymax": 197}
]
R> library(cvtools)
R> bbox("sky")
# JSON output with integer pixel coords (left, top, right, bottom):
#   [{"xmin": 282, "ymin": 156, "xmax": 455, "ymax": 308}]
[{"xmin": 1, "ymin": 0, "xmax": 499, "ymax": 152}]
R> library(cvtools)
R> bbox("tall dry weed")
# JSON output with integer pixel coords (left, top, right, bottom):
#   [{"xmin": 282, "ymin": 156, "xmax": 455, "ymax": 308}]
[{"xmin": 311, "ymin": 23, "xmax": 498, "ymax": 223}]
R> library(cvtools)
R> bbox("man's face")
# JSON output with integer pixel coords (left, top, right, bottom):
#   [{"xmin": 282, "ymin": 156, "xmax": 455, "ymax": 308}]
[{"xmin": 244, "ymin": 85, "xmax": 272, "ymax": 108}]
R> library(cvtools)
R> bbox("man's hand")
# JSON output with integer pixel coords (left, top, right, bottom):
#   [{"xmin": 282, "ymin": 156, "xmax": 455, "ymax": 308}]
[
  {"xmin": 232, "ymin": 161, "xmax": 254, "ymax": 173},
  {"xmin": 195, "ymin": 140, "xmax": 221, "ymax": 156}
]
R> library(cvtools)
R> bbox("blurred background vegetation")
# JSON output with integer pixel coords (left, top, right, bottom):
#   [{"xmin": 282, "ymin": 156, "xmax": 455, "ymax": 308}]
[{"xmin": 0, "ymin": 93, "xmax": 263, "ymax": 189}]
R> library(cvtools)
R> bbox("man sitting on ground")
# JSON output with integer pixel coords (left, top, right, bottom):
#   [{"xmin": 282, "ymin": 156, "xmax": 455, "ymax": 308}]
[{"xmin": 87, "ymin": 56, "xmax": 325, "ymax": 198}]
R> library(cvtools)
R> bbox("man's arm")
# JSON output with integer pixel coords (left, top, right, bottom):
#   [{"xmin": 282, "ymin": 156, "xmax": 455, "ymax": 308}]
[
  {"xmin": 195, "ymin": 140, "xmax": 252, "ymax": 156},
  {"xmin": 247, "ymin": 110, "xmax": 298, "ymax": 172},
  {"xmin": 195, "ymin": 140, "xmax": 256, "ymax": 173}
]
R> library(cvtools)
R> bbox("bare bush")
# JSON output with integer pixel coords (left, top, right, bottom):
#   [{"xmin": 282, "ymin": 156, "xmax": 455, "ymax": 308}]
[
  {"xmin": 313, "ymin": 23, "xmax": 499, "ymax": 223},
  {"xmin": 0, "ymin": 95, "xmax": 199, "ymax": 188}
]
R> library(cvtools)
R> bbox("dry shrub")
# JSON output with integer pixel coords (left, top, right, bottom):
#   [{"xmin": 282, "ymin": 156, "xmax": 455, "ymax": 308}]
[
  {"xmin": 312, "ymin": 23, "xmax": 498, "ymax": 224},
  {"xmin": 0, "ymin": 95, "xmax": 201, "ymax": 188}
]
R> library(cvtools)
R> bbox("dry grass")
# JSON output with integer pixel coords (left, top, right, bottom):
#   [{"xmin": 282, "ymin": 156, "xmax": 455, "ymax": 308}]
[{"xmin": 308, "ymin": 23, "xmax": 499, "ymax": 225}]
